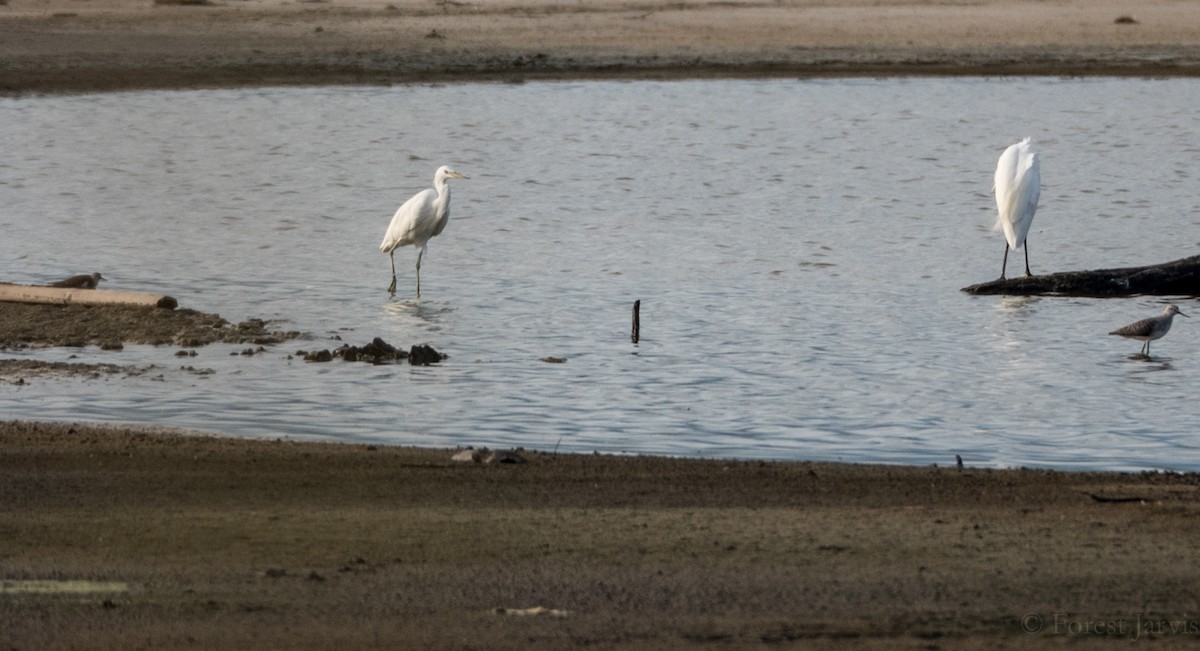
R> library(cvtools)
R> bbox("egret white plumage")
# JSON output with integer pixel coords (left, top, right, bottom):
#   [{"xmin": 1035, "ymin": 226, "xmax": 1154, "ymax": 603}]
[
  {"xmin": 993, "ymin": 137, "xmax": 1041, "ymax": 279},
  {"xmin": 1109, "ymin": 304, "xmax": 1188, "ymax": 356},
  {"xmin": 379, "ymin": 165, "xmax": 467, "ymax": 297}
]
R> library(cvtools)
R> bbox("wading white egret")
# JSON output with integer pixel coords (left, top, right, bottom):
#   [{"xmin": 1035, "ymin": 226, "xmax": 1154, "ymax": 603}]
[
  {"xmin": 993, "ymin": 137, "xmax": 1041, "ymax": 279},
  {"xmin": 379, "ymin": 165, "xmax": 467, "ymax": 297},
  {"xmin": 1109, "ymin": 304, "xmax": 1188, "ymax": 356}
]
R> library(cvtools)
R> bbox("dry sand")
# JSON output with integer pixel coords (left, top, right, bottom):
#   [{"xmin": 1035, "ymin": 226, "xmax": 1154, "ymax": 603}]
[{"xmin": 2, "ymin": 0, "xmax": 1200, "ymax": 93}]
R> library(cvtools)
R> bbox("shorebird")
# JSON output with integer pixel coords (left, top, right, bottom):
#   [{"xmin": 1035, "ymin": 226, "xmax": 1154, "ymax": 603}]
[
  {"xmin": 1109, "ymin": 304, "xmax": 1188, "ymax": 356},
  {"xmin": 993, "ymin": 137, "xmax": 1041, "ymax": 280},
  {"xmin": 51, "ymin": 272, "xmax": 105, "ymax": 289},
  {"xmin": 380, "ymin": 165, "xmax": 467, "ymax": 297}
]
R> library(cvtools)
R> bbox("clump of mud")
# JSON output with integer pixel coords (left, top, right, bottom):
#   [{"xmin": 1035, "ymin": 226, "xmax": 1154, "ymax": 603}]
[
  {"xmin": 300, "ymin": 337, "xmax": 445, "ymax": 366},
  {"xmin": 0, "ymin": 303, "xmax": 448, "ymax": 375}
]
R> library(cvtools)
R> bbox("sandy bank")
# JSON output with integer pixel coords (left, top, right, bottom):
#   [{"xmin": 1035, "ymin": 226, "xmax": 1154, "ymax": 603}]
[{"xmin": 2, "ymin": 0, "xmax": 1200, "ymax": 94}]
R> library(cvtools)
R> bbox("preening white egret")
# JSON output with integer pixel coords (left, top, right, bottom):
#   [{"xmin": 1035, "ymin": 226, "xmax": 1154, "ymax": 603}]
[
  {"xmin": 993, "ymin": 137, "xmax": 1041, "ymax": 279},
  {"xmin": 1109, "ymin": 304, "xmax": 1188, "ymax": 356},
  {"xmin": 379, "ymin": 165, "xmax": 467, "ymax": 297}
]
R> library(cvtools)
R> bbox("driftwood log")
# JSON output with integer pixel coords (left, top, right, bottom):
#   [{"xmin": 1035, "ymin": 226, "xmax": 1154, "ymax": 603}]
[
  {"xmin": 962, "ymin": 254, "xmax": 1200, "ymax": 297},
  {"xmin": 0, "ymin": 283, "xmax": 178, "ymax": 309}
]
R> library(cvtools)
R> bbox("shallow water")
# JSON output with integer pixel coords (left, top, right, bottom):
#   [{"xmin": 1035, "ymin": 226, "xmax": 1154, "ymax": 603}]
[{"xmin": 2, "ymin": 78, "xmax": 1200, "ymax": 471}]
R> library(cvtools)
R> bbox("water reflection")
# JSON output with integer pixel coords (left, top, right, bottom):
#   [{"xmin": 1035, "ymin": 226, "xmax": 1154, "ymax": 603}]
[
  {"xmin": 989, "ymin": 295, "xmax": 1042, "ymax": 353},
  {"xmin": 996, "ymin": 295, "xmax": 1041, "ymax": 315},
  {"xmin": 1123, "ymin": 355, "xmax": 1174, "ymax": 371},
  {"xmin": 379, "ymin": 299, "xmax": 456, "ymax": 340}
]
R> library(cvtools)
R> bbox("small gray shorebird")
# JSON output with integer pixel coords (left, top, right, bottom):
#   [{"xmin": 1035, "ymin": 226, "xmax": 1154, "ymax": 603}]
[
  {"xmin": 1109, "ymin": 304, "xmax": 1188, "ymax": 356},
  {"xmin": 51, "ymin": 272, "xmax": 104, "ymax": 289}
]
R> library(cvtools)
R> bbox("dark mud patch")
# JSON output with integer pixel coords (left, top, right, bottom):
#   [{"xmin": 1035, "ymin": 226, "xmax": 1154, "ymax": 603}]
[
  {"xmin": 0, "ymin": 303, "xmax": 450, "ymax": 379},
  {"xmin": 0, "ymin": 358, "xmax": 222, "ymax": 382},
  {"xmin": 300, "ymin": 338, "xmax": 446, "ymax": 366},
  {"xmin": 0, "ymin": 302, "xmax": 305, "ymax": 349},
  {"xmin": 0, "ymin": 358, "xmax": 156, "ymax": 382}
]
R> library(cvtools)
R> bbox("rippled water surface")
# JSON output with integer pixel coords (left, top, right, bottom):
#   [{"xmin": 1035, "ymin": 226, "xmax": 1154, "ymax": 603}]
[{"xmin": 3, "ymin": 78, "xmax": 1200, "ymax": 470}]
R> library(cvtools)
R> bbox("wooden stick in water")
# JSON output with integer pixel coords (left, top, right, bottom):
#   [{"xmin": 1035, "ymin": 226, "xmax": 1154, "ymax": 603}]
[{"xmin": 631, "ymin": 299, "xmax": 640, "ymax": 344}]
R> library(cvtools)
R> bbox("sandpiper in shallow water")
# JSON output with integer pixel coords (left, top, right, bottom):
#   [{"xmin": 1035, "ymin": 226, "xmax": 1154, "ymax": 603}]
[
  {"xmin": 1109, "ymin": 304, "xmax": 1188, "ymax": 356},
  {"xmin": 50, "ymin": 272, "xmax": 105, "ymax": 289}
]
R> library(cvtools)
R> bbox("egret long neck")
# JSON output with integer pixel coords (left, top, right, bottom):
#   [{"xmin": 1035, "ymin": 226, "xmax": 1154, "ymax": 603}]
[{"xmin": 434, "ymin": 180, "xmax": 451, "ymax": 214}]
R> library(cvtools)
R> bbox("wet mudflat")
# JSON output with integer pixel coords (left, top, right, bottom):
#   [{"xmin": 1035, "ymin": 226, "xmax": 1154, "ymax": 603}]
[
  {"xmin": 0, "ymin": 302, "xmax": 298, "ymax": 349},
  {"xmin": 5, "ymin": 420, "xmax": 1200, "ymax": 649}
]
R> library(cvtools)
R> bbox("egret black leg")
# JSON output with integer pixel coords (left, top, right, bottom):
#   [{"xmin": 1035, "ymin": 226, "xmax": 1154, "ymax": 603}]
[
  {"xmin": 415, "ymin": 247, "xmax": 424, "ymax": 299},
  {"xmin": 387, "ymin": 251, "xmax": 397, "ymax": 295},
  {"xmin": 1000, "ymin": 243, "xmax": 1010, "ymax": 280},
  {"xmin": 1023, "ymin": 241, "xmax": 1032, "ymax": 277}
]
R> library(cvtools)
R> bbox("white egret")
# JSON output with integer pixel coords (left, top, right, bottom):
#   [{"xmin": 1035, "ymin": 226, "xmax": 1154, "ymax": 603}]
[
  {"xmin": 1109, "ymin": 304, "xmax": 1188, "ymax": 356},
  {"xmin": 379, "ymin": 165, "xmax": 467, "ymax": 297},
  {"xmin": 993, "ymin": 137, "xmax": 1041, "ymax": 279}
]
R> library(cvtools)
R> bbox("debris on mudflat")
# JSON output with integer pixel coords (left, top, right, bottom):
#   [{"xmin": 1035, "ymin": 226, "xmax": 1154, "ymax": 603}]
[
  {"xmin": 451, "ymin": 448, "xmax": 483, "ymax": 463},
  {"xmin": 451, "ymin": 447, "xmax": 527, "ymax": 464},
  {"xmin": 300, "ymin": 338, "xmax": 446, "ymax": 366},
  {"xmin": 491, "ymin": 606, "xmax": 567, "ymax": 617},
  {"xmin": 486, "ymin": 449, "xmax": 526, "ymax": 464}
]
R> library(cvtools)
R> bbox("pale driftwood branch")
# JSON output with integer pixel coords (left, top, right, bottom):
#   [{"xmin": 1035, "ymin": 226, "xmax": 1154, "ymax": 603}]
[
  {"xmin": 962, "ymin": 254, "xmax": 1200, "ymax": 297},
  {"xmin": 0, "ymin": 283, "xmax": 178, "ymax": 309}
]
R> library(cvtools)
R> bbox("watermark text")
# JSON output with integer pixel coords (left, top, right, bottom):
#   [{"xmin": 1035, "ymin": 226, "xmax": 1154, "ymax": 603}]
[{"xmin": 1023, "ymin": 613, "xmax": 1200, "ymax": 640}]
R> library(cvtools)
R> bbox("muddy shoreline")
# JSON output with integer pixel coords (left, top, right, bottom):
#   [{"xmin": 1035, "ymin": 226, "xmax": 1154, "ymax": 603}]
[
  {"xmin": 0, "ymin": 302, "xmax": 302, "ymax": 349},
  {"xmin": 5, "ymin": 299, "xmax": 1200, "ymax": 648},
  {"xmin": 8, "ymin": 50, "xmax": 1200, "ymax": 97},
  {"xmin": 6, "ymin": 419, "xmax": 1200, "ymax": 649}
]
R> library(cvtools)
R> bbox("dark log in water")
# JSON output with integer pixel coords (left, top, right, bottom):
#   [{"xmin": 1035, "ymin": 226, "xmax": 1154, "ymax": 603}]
[{"xmin": 961, "ymin": 254, "xmax": 1200, "ymax": 297}]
